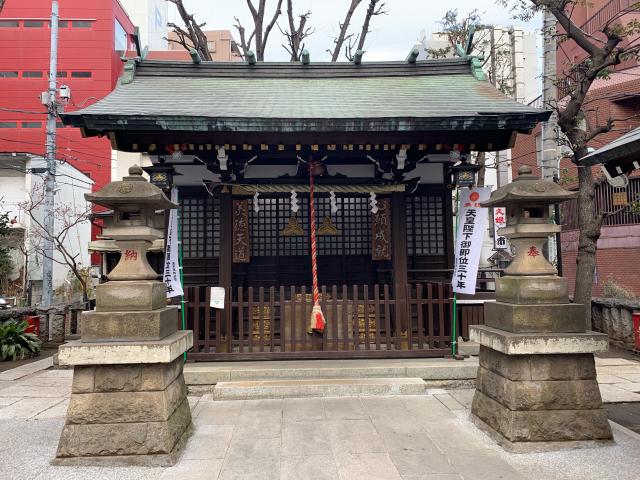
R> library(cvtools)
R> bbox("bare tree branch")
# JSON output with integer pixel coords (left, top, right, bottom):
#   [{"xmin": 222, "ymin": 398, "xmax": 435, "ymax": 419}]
[
  {"xmin": 166, "ymin": 0, "xmax": 212, "ymax": 61},
  {"xmin": 355, "ymin": 0, "xmax": 387, "ymax": 51},
  {"xmin": 329, "ymin": 0, "xmax": 364, "ymax": 62},
  {"xmin": 20, "ymin": 184, "xmax": 93, "ymax": 302},
  {"xmin": 279, "ymin": 0, "xmax": 314, "ymax": 61},
  {"xmin": 234, "ymin": 1, "xmax": 283, "ymax": 61}
]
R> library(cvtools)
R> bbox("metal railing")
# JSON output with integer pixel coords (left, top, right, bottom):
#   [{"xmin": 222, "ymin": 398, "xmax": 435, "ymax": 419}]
[{"xmin": 581, "ymin": 0, "xmax": 635, "ymax": 34}]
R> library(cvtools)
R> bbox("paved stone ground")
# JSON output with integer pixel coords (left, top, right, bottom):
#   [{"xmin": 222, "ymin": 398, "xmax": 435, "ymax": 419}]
[{"xmin": 2, "ymin": 358, "xmax": 640, "ymax": 480}]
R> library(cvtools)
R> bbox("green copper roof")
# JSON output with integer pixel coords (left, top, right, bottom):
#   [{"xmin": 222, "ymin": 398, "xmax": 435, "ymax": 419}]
[{"xmin": 62, "ymin": 59, "xmax": 548, "ymax": 134}]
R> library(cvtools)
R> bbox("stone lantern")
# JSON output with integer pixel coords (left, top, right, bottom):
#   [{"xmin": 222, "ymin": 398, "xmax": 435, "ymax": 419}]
[
  {"xmin": 54, "ymin": 165, "xmax": 193, "ymax": 466},
  {"xmin": 469, "ymin": 165, "xmax": 613, "ymax": 450}
]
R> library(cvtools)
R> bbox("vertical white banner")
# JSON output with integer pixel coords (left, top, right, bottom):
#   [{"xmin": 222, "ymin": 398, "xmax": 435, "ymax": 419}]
[
  {"xmin": 493, "ymin": 207, "xmax": 509, "ymax": 250},
  {"xmin": 452, "ymin": 187, "xmax": 491, "ymax": 295},
  {"xmin": 164, "ymin": 187, "xmax": 183, "ymax": 298}
]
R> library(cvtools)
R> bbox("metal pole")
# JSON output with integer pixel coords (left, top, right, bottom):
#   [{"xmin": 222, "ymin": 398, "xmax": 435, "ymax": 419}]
[
  {"xmin": 452, "ymin": 188, "xmax": 461, "ymax": 357},
  {"xmin": 42, "ymin": 0, "xmax": 59, "ymax": 312},
  {"xmin": 175, "ymin": 188, "xmax": 187, "ymax": 361}
]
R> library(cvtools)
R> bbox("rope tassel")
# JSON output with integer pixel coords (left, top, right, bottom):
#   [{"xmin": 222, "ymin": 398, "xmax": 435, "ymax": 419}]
[{"xmin": 308, "ymin": 159, "xmax": 326, "ymax": 334}]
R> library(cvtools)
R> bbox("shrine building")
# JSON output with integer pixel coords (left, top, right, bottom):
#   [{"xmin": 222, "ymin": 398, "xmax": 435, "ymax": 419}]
[{"xmin": 63, "ymin": 55, "xmax": 548, "ymax": 360}]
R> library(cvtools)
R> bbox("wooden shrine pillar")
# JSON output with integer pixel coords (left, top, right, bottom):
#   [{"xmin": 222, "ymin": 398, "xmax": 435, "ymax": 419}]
[
  {"xmin": 218, "ymin": 189, "xmax": 233, "ymax": 351},
  {"xmin": 391, "ymin": 192, "xmax": 409, "ymax": 346}
]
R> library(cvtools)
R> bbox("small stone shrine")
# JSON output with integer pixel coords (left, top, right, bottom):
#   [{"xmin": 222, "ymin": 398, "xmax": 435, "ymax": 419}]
[
  {"xmin": 470, "ymin": 166, "xmax": 613, "ymax": 450},
  {"xmin": 54, "ymin": 165, "xmax": 193, "ymax": 466}
]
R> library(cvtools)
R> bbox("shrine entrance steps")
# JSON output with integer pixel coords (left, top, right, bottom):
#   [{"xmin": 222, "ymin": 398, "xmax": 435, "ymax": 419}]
[{"xmin": 184, "ymin": 357, "xmax": 479, "ymax": 399}]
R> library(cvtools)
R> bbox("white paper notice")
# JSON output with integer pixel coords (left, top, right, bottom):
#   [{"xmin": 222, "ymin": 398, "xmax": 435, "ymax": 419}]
[
  {"xmin": 452, "ymin": 187, "xmax": 491, "ymax": 295},
  {"xmin": 210, "ymin": 287, "xmax": 225, "ymax": 309}
]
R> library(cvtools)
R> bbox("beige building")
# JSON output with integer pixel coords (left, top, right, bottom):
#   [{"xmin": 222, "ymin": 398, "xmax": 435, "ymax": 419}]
[{"xmin": 167, "ymin": 29, "xmax": 242, "ymax": 61}]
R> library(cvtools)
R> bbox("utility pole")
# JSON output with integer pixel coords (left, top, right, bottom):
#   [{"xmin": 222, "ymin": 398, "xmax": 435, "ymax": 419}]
[
  {"xmin": 41, "ymin": 0, "xmax": 59, "ymax": 309},
  {"xmin": 541, "ymin": 9, "xmax": 558, "ymax": 182},
  {"xmin": 542, "ymin": 8, "xmax": 561, "ymax": 272}
]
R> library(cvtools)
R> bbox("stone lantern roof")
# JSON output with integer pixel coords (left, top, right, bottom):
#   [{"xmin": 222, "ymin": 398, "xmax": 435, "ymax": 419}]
[
  {"xmin": 84, "ymin": 165, "xmax": 177, "ymax": 210},
  {"xmin": 481, "ymin": 166, "xmax": 577, "ymax": 207}
]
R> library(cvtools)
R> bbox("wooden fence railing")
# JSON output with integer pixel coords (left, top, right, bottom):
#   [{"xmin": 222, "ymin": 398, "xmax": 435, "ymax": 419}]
[{"xmin": 184, "ymin": 283, "xmax": 455, "ymax": 360}]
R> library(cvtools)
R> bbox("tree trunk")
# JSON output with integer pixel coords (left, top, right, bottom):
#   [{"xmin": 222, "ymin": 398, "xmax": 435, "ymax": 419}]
[
  {"xmin": 475, "ymin": 152, "xmax": 486, "ymax": 187},
  {"xmin": 573, "ymin": 162, "xmax": 602, "ymax": 330}
]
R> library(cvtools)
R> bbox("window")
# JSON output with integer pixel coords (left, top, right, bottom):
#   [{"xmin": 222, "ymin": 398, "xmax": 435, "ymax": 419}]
[
  {"xmin": 154, "ymin": 6, "xmax": 163, "ymax": 29},
  {"xmin": 207, "ymin": 40, "xmax": 216, "ymax": 52},
  {"xmin": 24, "ymin": 20, "xmax": 45, "ymax": 28},
  {"xmin": 114, "ymin": 19, "xmax": 127, "ymax": 54},
  {"xmin": 180, "ymin": 196, "xmax": 220, "ymax": 258},
  {"xmin": 56, "ymin": 121, "xmax": 65, "ymax": 128},
  {"xmin": 0, "ymin": 72, "xmax": 19, "ymax": 78},
  {"xmin": 535, "ymin": 133, "xmax": 542, "ymax": 167},
  {"xmin": 56, "ymin": 71, "xmax": 67, "ymax": 78},
  {"xmin": 406, "ymin": 194, "xmax": 445, "ymax": 255},
  {"xmin": 22, "ymin": 71, "xmax": 43, "ymax": 78},
  {"xmin": 0, "ymin": 20, "xmax": 19, "ymax": 28},
  {"xmin": 72, "ymin": 20, "xmax": 92, "ymax": 28},
  {"xmin": 0, "ymin": 122, "xmax": 17, "ymax": 128},
  {"xmin": 71, "ymin": 71, "xmax": 92, "ymax": 78},
  {"xmin": 58, "ymin": 20, "xmax": 68, "ymax": 28},
  {"xmin": 21, "ymin": 121, "xmax": 42, "ymax": 128}
]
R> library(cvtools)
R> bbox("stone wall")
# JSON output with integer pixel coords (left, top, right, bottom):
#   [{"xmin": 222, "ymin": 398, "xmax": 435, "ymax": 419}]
[{"xmin": 591, "ymin": 298, "xmax": 640, "ymax": 350}]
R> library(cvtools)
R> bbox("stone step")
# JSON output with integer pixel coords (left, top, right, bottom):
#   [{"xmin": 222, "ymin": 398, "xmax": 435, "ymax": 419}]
[
  {"xmin": 184, "ymin": 358, "xmax": 478, "ymax": 385},
  {"xmin": 212, "ymin": 377, "xmax": 429, "ymax": 400}
]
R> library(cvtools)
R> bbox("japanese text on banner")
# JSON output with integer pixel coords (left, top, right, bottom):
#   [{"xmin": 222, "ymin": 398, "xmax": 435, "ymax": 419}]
[
  {"xmin": 163, "ymin": 187, "xmax": 183, "ymax": 298},
  {"xmin": 452, "ymin": 187, "xmax": 491, "ymax": 295},
  {"xmin": 493, "ymin": 207, "xmax": 509, "ymax": 250}
]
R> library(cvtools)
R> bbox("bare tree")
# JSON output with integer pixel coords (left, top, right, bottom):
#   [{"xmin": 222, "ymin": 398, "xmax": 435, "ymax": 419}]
[
  {"xmin": 329, "ymin": 0, "xmax": 387, "ymax": 62},
  {"xmin": 234, "ymin": 0, "xmax": 284, "ymax": 61},
  {"xmin": 0, "ymin": 1, "xmax": 5, "ymax": 15},
  {"xmin": 20, "ymin": 184, "xmax": 93, "ymax": 302},
  {"xmin": 279, "ymin": 0, "xmax": 313, "ymax": 61},
  {"xmin": 328, "ymin": 0, "xmax": 363, "ymax": 61},
  {"xmin": 501, "ymin": 0, "xmax": 640, "ymax": 314},
  {"xmin": 345, "ymin": 0, "xmax": 387, "ymax": 60},
  {"xmin": 165, "ymin": 0, "xmax": 212, "ymax": 61}
]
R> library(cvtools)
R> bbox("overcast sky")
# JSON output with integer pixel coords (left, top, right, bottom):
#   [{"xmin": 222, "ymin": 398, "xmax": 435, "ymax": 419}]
[{"xmin": 169, "ymin": 0, "xmax": 542, "ymax": 62}]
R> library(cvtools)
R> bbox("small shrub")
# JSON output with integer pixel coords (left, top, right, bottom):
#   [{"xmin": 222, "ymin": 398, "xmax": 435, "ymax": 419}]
[
  {"xmin": 0, "ymin": 320, "xmax": 41, "ymax": 361},
  {"xmin": 602, "ymin": 278, "xmax": 637, "ymax": 300}
]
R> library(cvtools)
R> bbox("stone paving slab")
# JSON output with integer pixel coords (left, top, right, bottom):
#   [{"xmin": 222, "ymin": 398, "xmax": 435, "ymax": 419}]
[
  {"xmin": 0, "ymin": 357, "xmax": 53, "ymax": 381},
  {"xmin": 2, "ymin": 358, "xmax": 640, "ymax": 479},
  {"xmin": 598, "ymin": 384, "xmax": 640, "ymax": 403}
]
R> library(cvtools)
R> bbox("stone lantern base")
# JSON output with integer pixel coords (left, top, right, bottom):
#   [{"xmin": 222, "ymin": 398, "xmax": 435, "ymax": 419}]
[
  {"xmin": 470, "ymin": 327, "xmax": 613, "ymax": 451},
  {"xmin": 53, "ymin": 331, "xmax": 193, "ymax": 466}
]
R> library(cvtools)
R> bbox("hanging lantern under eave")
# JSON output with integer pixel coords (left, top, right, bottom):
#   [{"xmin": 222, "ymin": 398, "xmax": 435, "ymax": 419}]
[
  {"xmin": 143, "ymin": 157, "xmax": 181, "ymax": 192},
  {"xmin": 449, "ymin": 157, "xmax": 481, "ymax": 188}
]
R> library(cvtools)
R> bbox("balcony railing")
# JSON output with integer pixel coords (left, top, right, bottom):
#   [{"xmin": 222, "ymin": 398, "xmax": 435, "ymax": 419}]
[{"xmin": 581, "ymin": 0, "xmax": 635, "ymax": 34}]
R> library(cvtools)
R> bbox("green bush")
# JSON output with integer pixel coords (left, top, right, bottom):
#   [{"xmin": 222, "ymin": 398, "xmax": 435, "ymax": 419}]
[{"xmin": 0, "ymin": 320, "xmax": 42, "ymax": 361}]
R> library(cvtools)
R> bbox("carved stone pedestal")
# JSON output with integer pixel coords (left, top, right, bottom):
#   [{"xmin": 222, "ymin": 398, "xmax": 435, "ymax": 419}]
[
  {"xmin": 54, "ymin": 330, "xmax": 193, "ymax": 466},
  {"xmin": 470, "ymin": 329, "xmax": 613, "ymax": 451}
]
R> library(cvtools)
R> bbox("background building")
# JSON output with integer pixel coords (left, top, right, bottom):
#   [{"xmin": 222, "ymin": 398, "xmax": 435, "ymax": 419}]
[
  {"xmin": 119, "ymin": 0, "xmax": 167, "ymax": 51},
  {"xmin": 0, "ymin": 153, "xmax": 92, "ymax": 302},
  {"xmin": 165, "ymin": 29, "xmax": 242, "ymax": 61},
  {"xmin": 510, "ymin": 0, "xmax": 640, "ymax": 297},
  {"xmin": 0, "ymin": 0, "xmax": 136, "ymax": 190}
]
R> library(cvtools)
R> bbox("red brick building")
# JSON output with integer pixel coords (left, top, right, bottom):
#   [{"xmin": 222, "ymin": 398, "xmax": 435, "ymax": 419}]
[{"xmin": 511, "ymin": 0, "xmax": 640, "ymax": 296}]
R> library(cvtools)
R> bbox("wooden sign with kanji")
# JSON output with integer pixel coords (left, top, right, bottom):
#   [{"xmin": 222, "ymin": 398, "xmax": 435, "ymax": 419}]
[
  {"xmin": 232, "ymin": 199, "xmax": 250, "ymax": 263},
  {"xmin": 371, "ymin": 198, "xmax": 391, "ymax": 261}
]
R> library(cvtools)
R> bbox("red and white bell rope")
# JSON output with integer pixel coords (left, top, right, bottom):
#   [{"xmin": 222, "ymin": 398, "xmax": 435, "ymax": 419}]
[{"xmin": 308, "ymin": 160, "xmax": 326, "ymax": 333}]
